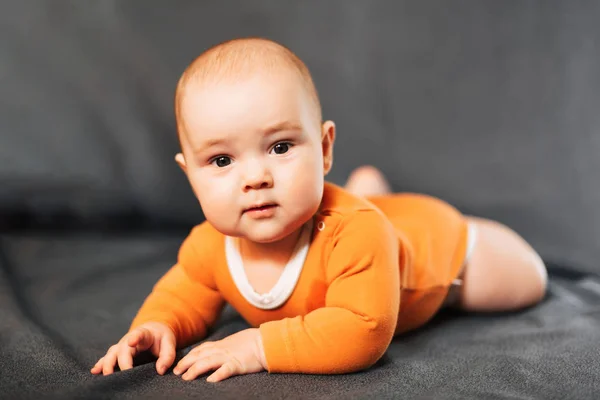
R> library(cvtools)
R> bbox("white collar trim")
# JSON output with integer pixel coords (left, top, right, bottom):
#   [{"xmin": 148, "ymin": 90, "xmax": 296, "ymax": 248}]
[{"xmin": 225, "ymin": 218, "xmax": 313, "ymax": 310}]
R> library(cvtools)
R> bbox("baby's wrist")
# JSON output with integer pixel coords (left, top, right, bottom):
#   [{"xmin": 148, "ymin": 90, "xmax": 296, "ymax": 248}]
[{"xmin": 254, "ymin": 329, "xmax": 268, "ymax": 370}]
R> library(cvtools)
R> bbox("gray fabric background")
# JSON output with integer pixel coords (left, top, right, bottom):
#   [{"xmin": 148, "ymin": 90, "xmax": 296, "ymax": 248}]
[
  {"xmin": 2, "ymin": 231, "xmax": 600, "ymax": 399},
  {"xmin": 1, "ymin": 0, "xmax": 599, "ymax": 274}
]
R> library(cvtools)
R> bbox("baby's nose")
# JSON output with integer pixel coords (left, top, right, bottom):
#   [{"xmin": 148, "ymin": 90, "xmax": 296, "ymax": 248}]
[{"xmin": 242, "ymin": 161, "xmax": 274, "ymax": 191}]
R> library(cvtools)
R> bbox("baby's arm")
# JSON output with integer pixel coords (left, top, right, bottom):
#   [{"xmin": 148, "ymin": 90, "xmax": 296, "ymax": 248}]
[
  {"xmin": 92, "ymin": 225, "xmax": 225, "ymax": 375},
  {"xmin": 129, "ymin": 258, "xmax": 224, "ymax": 348},
  {"xmin": 260, "ymin": 210, "xmax": 400, "ymax": 374}
]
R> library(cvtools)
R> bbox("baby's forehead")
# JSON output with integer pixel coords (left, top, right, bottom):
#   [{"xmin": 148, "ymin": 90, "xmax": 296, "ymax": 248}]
[
  {"xmin": 180, "ymin": 68, "xmax": 315, "ymax": 124},
  {"xmin": 175, "ymin": 38, "xmax": 322, "ymax": 142},
  {"xmin": 181, "ymin": 75, "xmax": 311, "ymax": 136},
  {"xmin": 182, "ymin": 70, "xmax": 304, "ymax": 123}
]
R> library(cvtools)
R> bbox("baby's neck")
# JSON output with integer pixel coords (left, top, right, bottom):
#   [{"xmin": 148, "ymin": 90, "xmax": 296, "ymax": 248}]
[{"xmin": 239, "ymin": 224, "xmax": 305, "ymax": 267}]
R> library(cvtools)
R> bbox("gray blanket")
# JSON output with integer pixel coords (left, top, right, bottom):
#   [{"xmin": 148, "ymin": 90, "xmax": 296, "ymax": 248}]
[{"xmin": 1, "ymin": 232, "xmax": 599, "ymax": 399}]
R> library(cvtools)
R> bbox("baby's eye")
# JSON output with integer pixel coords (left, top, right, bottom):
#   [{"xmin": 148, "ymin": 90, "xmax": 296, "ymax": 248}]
[
  {"xmin": 271, "ymin": 142, "xmax": 291, "ymax": 155},
  {"xmin": 211, "ymin": 156, "xmax": 231, "ymax": 167}
]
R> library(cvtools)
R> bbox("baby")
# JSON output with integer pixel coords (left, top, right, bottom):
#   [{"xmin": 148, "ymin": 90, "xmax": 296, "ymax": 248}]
[{"xmin": 91, "ymin": 38, "xmax": 548, "ymax": 382}]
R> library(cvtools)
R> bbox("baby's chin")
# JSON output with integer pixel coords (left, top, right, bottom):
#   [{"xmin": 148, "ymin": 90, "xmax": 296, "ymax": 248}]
[
  {"xmin": 211, "ymin": 219, "xmax": 305, "ymax": 243},
  {"xmin": 237, "ymin": 226, "xmax": 296, "ymax": 244},
  {"xmin": 245, "ymin": 230, "xmax": 294, "ymax": 244}
]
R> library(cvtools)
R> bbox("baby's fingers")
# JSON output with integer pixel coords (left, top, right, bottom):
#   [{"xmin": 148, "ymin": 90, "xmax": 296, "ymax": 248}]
[
  {"xmin": 127, "ymin": 328, "xmax": 153, "ymax": 351},
  {"xmin": 102, "ymin": 346, "xmax": 119, "ymax": 375},
  {"xmin": 174, "ymin": 346, "xmax": 217, "ymax": 376},
  {"xmin": 117, "ymin": 343, "xmax": 136, "ymax": 372},
  {"xmin": 90, "ymin": 357, "xmax": 105, "ymax": 374},
  {"xmin": 173, "ymin": 353, "xmax": 195, "ymax": 376},
  {"xmin": 207, "ymin": 361, "xmax": 239, "ymax": 383},
  {"xmin": 156, "ymin": 334, "xmax": 176, "ymax": 375},
  {"xmin": 182, "ymin": 354, "xmax": 226, "ymax": 381}
]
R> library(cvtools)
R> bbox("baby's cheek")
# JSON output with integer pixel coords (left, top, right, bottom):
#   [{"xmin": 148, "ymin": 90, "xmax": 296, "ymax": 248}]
[
  {"xmin": 197, "ymin": 185, "xmax": 235, "ymax": 225},
  {"xmin": 288, "ymin": 170, "xmax": 323, "ymax": 208}
]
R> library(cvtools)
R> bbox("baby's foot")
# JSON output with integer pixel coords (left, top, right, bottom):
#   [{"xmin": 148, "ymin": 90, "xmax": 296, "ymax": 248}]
[{"xmin": 344, "ymin": 165, "xmax": 392, "ymax": 197}]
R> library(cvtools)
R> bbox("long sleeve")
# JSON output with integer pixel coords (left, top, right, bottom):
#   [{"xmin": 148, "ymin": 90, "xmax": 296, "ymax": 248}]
[
  {"xmin": 129, "ymin": 225, "xmax": 225, "ymax": 348},
  {"xmin": 259, "ymin": 210, "xmax": 401, "ymax": 374}
]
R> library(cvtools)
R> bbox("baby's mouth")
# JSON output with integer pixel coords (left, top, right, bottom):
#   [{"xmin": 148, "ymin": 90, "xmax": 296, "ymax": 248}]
[
  {"xmin": 244, "ymin": 203, "xmax": 277, "ymax": 213},
  {"xmin": 243, "ymin": 203, "xmax": 278, "ymax": 218}
]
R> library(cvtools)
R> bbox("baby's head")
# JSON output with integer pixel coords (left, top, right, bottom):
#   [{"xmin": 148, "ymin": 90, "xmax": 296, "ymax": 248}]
[{"xmin": 174, "ymin": 38, "xmax": 335, "ymax": 243}]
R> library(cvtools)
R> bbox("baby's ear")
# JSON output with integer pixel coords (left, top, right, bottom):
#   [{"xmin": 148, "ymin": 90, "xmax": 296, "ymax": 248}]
[
  {"xmin": 175, "ymin": 153, "xmax": 188, "ymax": 174},
  {"xmin": 321, "ymin": 120, "xmax": 336, "ymax": 175}
]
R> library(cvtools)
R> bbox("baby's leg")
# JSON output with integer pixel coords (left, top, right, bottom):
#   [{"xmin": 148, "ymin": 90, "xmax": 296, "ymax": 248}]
[
  {"xmin": 454, "ymin": 216, "xmax": 548, "ymax": 312},
  {"xmin": 345, "ymin": 165, "xmax": 548, "ymax": 312},
  {"xmin": 344, "ymin": 165, "xmax": 392, "ymax": 197}
]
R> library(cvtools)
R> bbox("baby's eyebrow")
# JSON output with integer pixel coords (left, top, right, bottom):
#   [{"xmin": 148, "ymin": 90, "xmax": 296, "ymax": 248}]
[
  {"xmin": 194, "ymin": 137, "xmax": 229, "ymax": 153},
  {"xmin": 263, "ymin": 121, "xmax": 302, "ymax": 135}
]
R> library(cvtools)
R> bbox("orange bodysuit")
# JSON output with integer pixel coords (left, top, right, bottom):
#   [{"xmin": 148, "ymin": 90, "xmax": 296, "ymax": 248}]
[{"xmin": 130, "ymin": 182, "xmax": 470, "ymax": 374}]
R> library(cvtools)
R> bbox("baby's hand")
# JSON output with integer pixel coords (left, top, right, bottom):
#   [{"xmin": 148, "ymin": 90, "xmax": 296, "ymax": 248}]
[
  {"xmin": 91, "ymin": 321, "xmax": 176, "ymax": 376},
  {"xmin": 173, "ymin": 328, "xmax": 267, "ymax": 382}
]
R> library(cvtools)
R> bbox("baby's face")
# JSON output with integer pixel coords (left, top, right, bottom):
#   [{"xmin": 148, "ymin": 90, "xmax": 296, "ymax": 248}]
[{"xmin": 177, "ymin": 71, "xmax": 330, "ymax": 243}]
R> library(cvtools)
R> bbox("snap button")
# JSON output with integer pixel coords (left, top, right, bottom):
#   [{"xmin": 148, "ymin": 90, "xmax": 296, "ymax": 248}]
[{"xmin": 317, "ymin": 221, "xmax": 325, "ymax": 231}]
